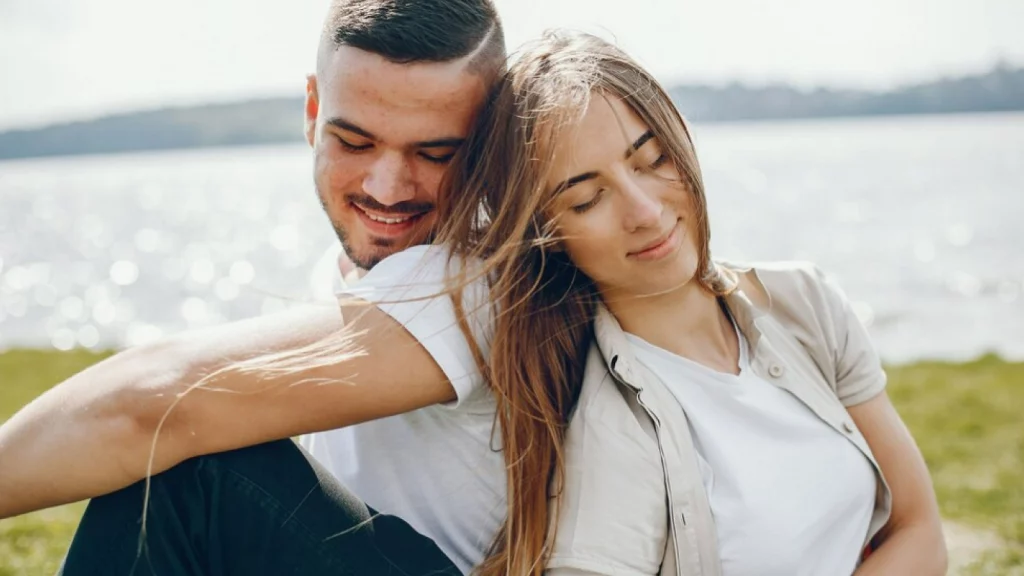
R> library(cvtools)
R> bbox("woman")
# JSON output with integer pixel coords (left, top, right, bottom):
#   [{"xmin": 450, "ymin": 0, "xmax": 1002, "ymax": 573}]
[
  {"xmin": 0, "ymin": 31, "xmax": 945, "ymax": 575},
  {"xmin": 386, "ymin": 30, "xmax": 945, "ymax": 574}
]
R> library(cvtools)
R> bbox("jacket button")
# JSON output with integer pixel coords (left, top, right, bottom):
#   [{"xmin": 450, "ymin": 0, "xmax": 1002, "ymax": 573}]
[
  {"xmin": 768, "ymin": 364, "xmax": 785, "ymax": 378},
  {"xmin": 842, "ymin": 421, "xmax": 856, "ymax": 434}
]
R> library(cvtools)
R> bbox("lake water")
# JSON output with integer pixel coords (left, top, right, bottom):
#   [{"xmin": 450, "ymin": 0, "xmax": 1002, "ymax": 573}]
[{"xmin": 0, "ymin": 112, "xmax": 1022, "ymax": 363}]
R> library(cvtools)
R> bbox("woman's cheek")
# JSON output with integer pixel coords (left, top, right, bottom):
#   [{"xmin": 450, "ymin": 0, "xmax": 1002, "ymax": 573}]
[{"xmin": 567, "ymin": 226, "xmax": 620, "ymax": 282}]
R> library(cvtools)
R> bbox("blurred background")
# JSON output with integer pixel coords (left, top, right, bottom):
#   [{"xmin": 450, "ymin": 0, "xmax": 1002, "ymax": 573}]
[{"xmin": 0, "ymin": 0, "xmax": 1022, "ymax": 574}]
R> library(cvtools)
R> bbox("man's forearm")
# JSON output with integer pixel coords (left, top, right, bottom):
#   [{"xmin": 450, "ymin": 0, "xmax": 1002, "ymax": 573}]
[
  {"xmin": 0, "ymin": 344, "xmax": 188, "ymax": 518},
  {"xmin": 0, "ymin": 308, "xmax": 322, "ymax": 519},
  {"xmin": 0, "ymin": 303, "xmax": 451, "ymax": 519},
  {"xmin": 0, "ymin": 389, "xmax": 130, "ymax": 517},
  {"xmin": 0, "ymin": 306, "xmax": 349, "ymax": 519}
]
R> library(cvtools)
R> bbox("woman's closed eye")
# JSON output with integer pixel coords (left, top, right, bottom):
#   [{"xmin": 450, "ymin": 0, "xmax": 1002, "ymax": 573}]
[
  {"xmin": 571, "ymin": 189, "xmax": 605, "ymax": 214},
  {"xmin": 635, "ymin": 152, "xmax": 668, "ymax": 173}
]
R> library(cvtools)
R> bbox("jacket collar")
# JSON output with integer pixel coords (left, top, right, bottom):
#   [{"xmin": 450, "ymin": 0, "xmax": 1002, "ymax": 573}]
[{"xmin": 592, "ymin": 266, "xmax": 769, "ymax": 387}]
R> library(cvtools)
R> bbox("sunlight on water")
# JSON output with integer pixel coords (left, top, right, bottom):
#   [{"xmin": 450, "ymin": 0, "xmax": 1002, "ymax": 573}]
[
  {"xmin": 229, "ymin": 260, "xmax": 255, "ymax": 285},
  {"xmin": 109, "ymin": 261, "xmax": 139, "ymax": 286},
  {"xmin": 189, "ymin": 259, "xmax": 216, "ymax": 284},
  {"xmin": 0, "ymin": 116, "xmax": 1022, "ymax": 362}
]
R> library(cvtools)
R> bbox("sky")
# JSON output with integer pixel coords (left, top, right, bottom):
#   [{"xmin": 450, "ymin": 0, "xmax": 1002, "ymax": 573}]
[{"xmin": 1, "ymin": 0, "xmax": 1022, "ymax": 130}]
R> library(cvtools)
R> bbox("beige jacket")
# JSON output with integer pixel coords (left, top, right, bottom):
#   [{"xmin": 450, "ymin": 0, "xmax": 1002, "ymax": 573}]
[{"xmin": 546, "ymin": 261, "xmax": 893, "ymax": 576}]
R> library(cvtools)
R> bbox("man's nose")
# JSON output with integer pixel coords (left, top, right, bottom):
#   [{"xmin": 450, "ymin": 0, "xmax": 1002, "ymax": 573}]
[{"xmin": 362, "ymin": 152, "xmax": 416, "ymax": 206}]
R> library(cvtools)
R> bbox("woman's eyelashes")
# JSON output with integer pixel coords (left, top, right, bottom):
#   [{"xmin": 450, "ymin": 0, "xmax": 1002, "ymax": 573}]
[
  {"xmin": 571, "ymin": 153, "xmax": 669, "ymax": 214},
  {"xmin": 637, "ymin": 150, "xmax": 668, "ymax": 172},
  {"xmin": 571, "ymin": 189, "xmax": 605, "ymax": 214}
]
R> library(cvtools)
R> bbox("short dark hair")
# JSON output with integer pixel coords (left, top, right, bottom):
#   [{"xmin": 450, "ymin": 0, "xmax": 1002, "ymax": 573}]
[{"xmin": 323, "ymin": 0, "xmax": 505, "ymax": 67}]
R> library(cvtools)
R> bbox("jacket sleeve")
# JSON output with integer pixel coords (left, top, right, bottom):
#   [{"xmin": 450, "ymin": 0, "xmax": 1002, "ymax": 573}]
[{"xmin": 813, "ymin": 266, "xmax": 888, "ymax": 406}]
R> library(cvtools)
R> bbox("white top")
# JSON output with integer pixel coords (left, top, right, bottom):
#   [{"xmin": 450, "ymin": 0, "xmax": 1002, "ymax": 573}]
[
  {"xmin": 307, "ymin": 240, "xmax": 345, "ymax": 302},
  {"xmin": 302, "ymin": 244, "xmax": 878, "ymax": 575},
  {"xmin": 300, "ymin": 245, "xmax": 500, "ymax": 575},
  {"xmin": 626, "ymin": 320, "xmax": 877, "ymax": 576}
]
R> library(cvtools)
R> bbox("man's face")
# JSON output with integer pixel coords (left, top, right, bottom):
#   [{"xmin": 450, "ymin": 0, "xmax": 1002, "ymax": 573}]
[{"xmin": 305, "ymin": 46, "xmax": 489, "ymax": 270}]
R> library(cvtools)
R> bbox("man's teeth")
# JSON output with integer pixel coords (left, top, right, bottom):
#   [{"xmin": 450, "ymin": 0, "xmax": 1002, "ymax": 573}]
[{"xmin": 365, "ymin": 213, "xmax": 413, "ymax": 224}]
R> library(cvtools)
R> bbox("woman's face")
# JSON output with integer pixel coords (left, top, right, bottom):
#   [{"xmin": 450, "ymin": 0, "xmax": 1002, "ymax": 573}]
[{"xmin": 545, "ymin": 94, "xmax": 700, "ymax": 299}]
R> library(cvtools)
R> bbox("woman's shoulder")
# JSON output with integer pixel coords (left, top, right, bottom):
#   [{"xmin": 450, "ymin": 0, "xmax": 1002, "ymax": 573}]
[
  {"xmin": 718, "ymin": 259, "xmax": 884, "ymax": 404},
  {"xmin": 716, "ymin": 259, "xmax": 859, "ymax": 351},
  {"xmin": 717, "ymin": 259, "xmax": 844, "ymax": 309},
  {"xmin": 717, "ymin": 258, "xmax": 827, "ymax": 283}
]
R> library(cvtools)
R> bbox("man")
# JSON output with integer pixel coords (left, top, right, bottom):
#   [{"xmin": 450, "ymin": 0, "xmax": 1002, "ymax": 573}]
[{"xmin": 0, "ymin": 1, "xmax": 506, "ymax": 574}]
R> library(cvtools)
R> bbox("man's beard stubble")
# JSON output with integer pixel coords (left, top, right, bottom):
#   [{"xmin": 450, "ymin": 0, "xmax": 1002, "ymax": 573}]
[{"xmin": 318, "ymin": 190, "xmax": 436, "ymax": 271}]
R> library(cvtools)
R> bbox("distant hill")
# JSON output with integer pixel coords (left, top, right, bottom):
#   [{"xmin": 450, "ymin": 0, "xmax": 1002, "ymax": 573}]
[
  {"xmin": 669, "ymin": 63, "xmax": 1024, "ymax": 122},
  {"xmin": 0, "ymin": 65, "xmax": 1021, "ymax": 161},
  {"xmin": 0, "ymin": 98, "xmax": 305, "ymax": 161}
]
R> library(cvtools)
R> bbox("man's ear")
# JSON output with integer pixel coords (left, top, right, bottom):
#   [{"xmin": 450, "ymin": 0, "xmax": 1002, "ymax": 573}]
[{"xmin": 304, "ymin": 74, "xmax": 319, "ymax": 148}]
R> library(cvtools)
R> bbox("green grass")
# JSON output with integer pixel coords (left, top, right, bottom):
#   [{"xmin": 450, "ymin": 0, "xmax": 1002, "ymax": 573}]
[
  {"xmin": 1, "ymin": 349, "xmax": 1022, "ymax": 574},
  {"xmin": 0, "ymin": 349, "xmax": 111, "ymax": 576},
  {"xmin": 886, "ymin": 354, "xmax": 1024, "ymax": 573}
]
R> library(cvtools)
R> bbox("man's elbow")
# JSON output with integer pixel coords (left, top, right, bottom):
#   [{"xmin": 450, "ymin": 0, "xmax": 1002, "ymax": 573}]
[{"xmin": 99, "ymin": 338, "xmax": 201, "ymax": 478}]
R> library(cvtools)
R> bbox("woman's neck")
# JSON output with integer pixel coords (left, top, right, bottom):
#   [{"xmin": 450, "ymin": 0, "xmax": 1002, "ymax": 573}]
[{"xmin": 602, "ymin": 282, "xmax": 740, "ymax": 374}]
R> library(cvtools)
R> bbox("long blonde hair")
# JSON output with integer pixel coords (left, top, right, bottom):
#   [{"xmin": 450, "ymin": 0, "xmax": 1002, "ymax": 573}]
[
  {"xmin": 172, "ymin": 29, "xmax": 732, "ymax": 576},
  {"xmin": 436, "ymin": 30, "xmax": 733, "ymax": 575}
]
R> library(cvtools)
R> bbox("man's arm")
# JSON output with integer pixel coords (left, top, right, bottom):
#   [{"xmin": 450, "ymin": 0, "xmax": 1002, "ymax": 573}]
[{"xmin": 0, "ymin": 302, "xmax": 454, "ymax": 519}]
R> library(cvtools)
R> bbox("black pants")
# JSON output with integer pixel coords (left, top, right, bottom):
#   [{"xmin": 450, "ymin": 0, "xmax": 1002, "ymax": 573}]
[{"xmin": 58, "ymin": 440, "xmax": 461, "ymax": 575}]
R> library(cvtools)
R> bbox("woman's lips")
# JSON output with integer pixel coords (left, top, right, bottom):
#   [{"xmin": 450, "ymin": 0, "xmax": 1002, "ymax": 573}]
[{"xmin": 628, "ymin": 222, "xmax": 681, "ymax": 261}]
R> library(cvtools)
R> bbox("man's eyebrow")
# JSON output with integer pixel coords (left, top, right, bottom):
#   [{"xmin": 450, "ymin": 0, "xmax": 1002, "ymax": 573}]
[
  {"xmin": 325, "ymin": 117, "xmax": 376, "ymax": 140},
  {"xmin": 552, "ymin": 172, "xmax": 599, "ymax": 196},
  {"xmin": 625, "ymin": 130, "xmax": 655, "ymax": 159}
]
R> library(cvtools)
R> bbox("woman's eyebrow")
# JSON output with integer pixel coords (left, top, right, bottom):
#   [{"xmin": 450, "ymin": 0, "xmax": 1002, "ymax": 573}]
[
  {"xmin": 552, "ymin": 130, "xmax": 657, "ymax": 196},
  {"xmin": 552, "ymin": 171, "xmax": 600, "ymax": 196},
  {"xmin": 625, "ymin": 130, "xmax": 655, "ymax": 159}
]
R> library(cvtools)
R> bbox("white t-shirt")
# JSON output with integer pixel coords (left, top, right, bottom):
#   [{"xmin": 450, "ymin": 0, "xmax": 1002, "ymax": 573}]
[
  {"xmin": 302, "ymin": 244, "xmax": 877, "ymax": 575},
  {"xmin": 300, "ymin": 245, "xmax": 499, "ymax": 575},
  {"xmin": 625, "ymin": 321, "xmax": 877, "ymax": 576}
]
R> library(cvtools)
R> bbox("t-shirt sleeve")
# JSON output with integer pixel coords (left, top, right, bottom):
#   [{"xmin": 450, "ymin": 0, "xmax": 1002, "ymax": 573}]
[
  {"xmin": 337, "ymin": 245, "xmax": 492, "ymax": 409},
  {"xmin": 815, "ymin": 267, "xmax": 887, "ymax": 406},
  {"xmin": 309, "ymin": 242, "xmax": 347, "ymax": 301}
]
